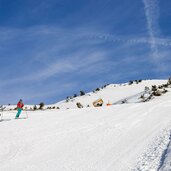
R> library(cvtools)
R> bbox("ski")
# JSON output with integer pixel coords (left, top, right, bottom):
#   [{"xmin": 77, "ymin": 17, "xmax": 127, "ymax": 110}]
[{"xmin": 15, "ymin": 117, "xmax": 28, "ymax": 120}]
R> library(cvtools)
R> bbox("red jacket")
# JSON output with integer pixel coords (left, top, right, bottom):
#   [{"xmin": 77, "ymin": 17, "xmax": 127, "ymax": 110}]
[{"xmin": 17, "ymin": 102, "xmax": 24, "ymax": 109}]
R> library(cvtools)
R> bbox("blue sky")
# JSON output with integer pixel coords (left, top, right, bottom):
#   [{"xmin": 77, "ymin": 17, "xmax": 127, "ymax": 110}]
[{"xmin": 0, "ymin": 0, "xmax": 171, "ymax": 105}]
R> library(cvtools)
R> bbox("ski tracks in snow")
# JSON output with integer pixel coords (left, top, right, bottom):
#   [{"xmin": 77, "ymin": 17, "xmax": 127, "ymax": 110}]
[{"xmin": 132, "ymin": 123, "xmax": 171, "ymax": 171}]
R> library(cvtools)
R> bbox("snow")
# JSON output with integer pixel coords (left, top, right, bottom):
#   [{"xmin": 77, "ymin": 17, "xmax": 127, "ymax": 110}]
[
  {"xmin": 54, "ymin": 80, "xmax": 167, "ymax": 109},
  {"xmin": 0, "ymin": 80, "xmax": 171, "ymax": 171},
  {"xmin": 158, "ymin": 133, "xmax": 171, "ymax": 171}
]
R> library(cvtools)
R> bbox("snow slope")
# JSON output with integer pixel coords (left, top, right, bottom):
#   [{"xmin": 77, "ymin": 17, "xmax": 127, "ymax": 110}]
[
  {"xmin": 54, "ymin": 80, "xmax": 167, "ymax": 109},
  {"xmin": 0, "ymin": 80, "xmax": 171, "ymax": 171}
]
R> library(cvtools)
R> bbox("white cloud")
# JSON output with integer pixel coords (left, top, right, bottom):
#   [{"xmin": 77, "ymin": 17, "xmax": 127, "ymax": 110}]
[
  {"xmin": 0, "ymin": 24, "xmax": 170, "ymax": 90},
  {"xmin": 0, "ymin": 49, "xmax": 107, "ymax": 88}
]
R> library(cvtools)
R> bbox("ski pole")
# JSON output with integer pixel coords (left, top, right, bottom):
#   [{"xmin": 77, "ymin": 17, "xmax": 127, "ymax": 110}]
[
  {"xmin": 25, "ymin": 107, "xmax": 28, "ymax": 119},
  {"xmin": 0, "ymin": 112, "xmax": 2, "ymax": 121},
  {"xmin": 0, "ymin": 107, "xmax": 5, "ymax": 121}
]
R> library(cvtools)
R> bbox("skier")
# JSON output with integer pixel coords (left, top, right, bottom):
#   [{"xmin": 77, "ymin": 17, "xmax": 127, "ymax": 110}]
[{"xmin": 15, "ymin": 99, "xmax": 24, "ymax": 119}]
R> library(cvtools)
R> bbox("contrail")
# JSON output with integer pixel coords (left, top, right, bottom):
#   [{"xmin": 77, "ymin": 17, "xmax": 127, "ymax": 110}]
[
  {"xmin": 142, "ymin": 0, "xmax": 160, "ymax": 60},
  {"xmin": 84, "ymin": 33, "xmax": 171, "ymax": 47}
]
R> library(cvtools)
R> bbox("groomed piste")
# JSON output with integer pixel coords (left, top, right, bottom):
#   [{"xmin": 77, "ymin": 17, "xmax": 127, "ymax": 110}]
[{"xmin": 0, "ymin": 79, "xmax": 171, "ymax": 171}]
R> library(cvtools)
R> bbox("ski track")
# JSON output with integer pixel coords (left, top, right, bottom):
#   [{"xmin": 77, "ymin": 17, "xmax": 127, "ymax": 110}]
[{"xmin": 132, "ymin": 125, "xmax": 171, "ymax": 171}]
